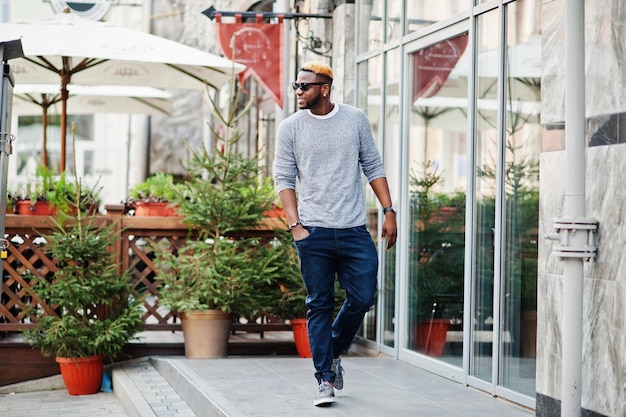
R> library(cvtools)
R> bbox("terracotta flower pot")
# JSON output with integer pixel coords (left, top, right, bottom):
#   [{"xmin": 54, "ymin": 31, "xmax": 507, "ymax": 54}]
[
  {"xmin": 135, "ymin": 201, "xmax": 167, "ymax": 216},
  {"xmin": 262, "ymin": 206, "xmax": 286, "ymax": 218},
  {"xmin": 291, "ymin": 318, "xmax": 312, "ymax": 358},
  {"xmin": 135, "ymin": 201, "xmax": 179, "ymax": 217},
  {"xmin": 17, "ymin": 200, "xmax": 56, "ymax": 216},
  {"xmin": 56, "ymin": 355, "xmax": 104, "ymax": 395},
  {"xmin": 413, "ymin": 319, "xmax": 449, "ymax": 357},
  {"xmin": 180, "ymin": 310, "xmax": 231, "ymax": 358}
]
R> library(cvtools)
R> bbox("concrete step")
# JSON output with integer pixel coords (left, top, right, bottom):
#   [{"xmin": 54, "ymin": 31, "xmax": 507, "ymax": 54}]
[
  {"xmin": 112, "ymin": 355, "xmax": 535, "ymax": 417},
  {"xmin": 112, "ymin": 358, "xmax": 197, "ymax": 417},
  {"xmin": 150, "ymin": 357, "xmax": 245, "ymax": 417},
  {"xmin": 147, "ymin": 356, "xmax": 534, "ymax": 417}
]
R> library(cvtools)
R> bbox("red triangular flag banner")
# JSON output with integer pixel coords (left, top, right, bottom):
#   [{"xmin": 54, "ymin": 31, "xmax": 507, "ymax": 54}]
[
  {"xmin": 216, "ymin": 15, "xmax": 284, "ymax": 108},
  {"xmin": 413, "ymin": 34, "xmax": 468, "ymax": 101}
]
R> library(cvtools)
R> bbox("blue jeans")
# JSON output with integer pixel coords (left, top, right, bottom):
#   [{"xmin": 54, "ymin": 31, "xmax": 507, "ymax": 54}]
[{"xmin": 295, "ymin": 225, "xmax": 378, "ymax": 384}]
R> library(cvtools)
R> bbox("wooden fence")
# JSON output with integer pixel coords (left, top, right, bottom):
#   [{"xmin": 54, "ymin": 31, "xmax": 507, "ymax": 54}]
[{"xmin": 0, "ymin": 205, "xmax": 288, "ymax": 334}]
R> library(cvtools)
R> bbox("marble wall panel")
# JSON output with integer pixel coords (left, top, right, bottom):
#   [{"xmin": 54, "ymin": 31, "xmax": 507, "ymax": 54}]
[
  {"xmin": 586, "ymin": 146, "xmax": 626, "ymax": 282},
  {"xmin": 536, "ymin": 271, "xmax": 562, "ymax": 397},
  {"xmin": 542, "ymin": 0, "xmax": 626, "ymax": 126},
  {"xmin": 538, "ymin": 151, "xmax": 564, "ymax": 277},
  {"xmin": 538, "ymin": 145, "xmax": 626, "ymax": 416},
  {"xmin": 584, "ymin": 279, "xmax": 625, "ymax": 417}
]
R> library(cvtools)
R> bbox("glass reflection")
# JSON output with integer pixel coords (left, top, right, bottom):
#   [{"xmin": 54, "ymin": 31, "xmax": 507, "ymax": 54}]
[
  {"xmin": 358, "ymin": 0, "xmax": 384, "ymax": 54},
  {"xmin": 473, "ymin": 3, "xmax": 541, "ymax": 395},
  {"xmin": 386, "ymin": 0, "xmax": 402, "ymax": 43},
  {"xmin": 500, "ymin": 1, "xmax": 540, "ymax": 397},
  {"xmin": 407, "ymin": 33, "xmax": 469, "ymax": 367},
  {"xmin": 382, "ymin": 48, "xmax": 401, "ymax": 348},
  {"xmin": 357, "ymin": 55, "xmax": 383, "ymax": 341},
  {"xmin": 406, "ymin": 2, "xmax": 469, "ymax": 34},
  {"xmin": 473, "ymin": 9, "xmax": 499, "ymax": 384}
]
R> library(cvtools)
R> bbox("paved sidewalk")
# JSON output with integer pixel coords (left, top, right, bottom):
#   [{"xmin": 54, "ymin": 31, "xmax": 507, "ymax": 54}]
[
  {"xmin": 0, "ymin": 355, "xmax": 535, "ymax": 417},
  {"xmin": 0, "ymin": 390, "xmax": 128, "ymax": 417},
  {"xmin": 151, "ymin": 356, "xmax": 534, "ymax": 417}
]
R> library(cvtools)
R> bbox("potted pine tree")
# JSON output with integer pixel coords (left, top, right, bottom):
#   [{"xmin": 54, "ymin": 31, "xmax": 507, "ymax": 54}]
[
  {"xmin": 22, "ymin": 129, "xmax": 143, "ymax": 395},
  {"xmin": 409, "ymin": 162, "xmax": 465, "ymax": 356},
  {"xmin": 154, "ymin": 66, "xmax": 286, "ymax": 358},
  {"xmin": 268, "ymin": 231, "xmax": 349, "ymax": 358},
  {"xmin": 22, "ymin": 204, "xmax": 143, "ymax": 394},
  {"xmin": 267, "ymin": 231, "xmax": 311, "ymax": 357}
]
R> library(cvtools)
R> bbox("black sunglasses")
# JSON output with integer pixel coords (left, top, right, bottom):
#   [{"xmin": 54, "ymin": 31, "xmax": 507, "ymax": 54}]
[{"xmin": 291, "ymin": 82, "xmax": 326, "ymax": 92}]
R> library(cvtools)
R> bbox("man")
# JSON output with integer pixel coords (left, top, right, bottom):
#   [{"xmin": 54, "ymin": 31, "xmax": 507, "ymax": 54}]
[{"xmin": 273, "ymin": 61, "xmax": 397, "ymax": 407}]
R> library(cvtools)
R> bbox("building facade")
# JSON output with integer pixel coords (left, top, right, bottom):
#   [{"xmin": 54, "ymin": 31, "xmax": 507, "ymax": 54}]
[
  {"xmin": 347, "ymin": 1, "xmax": 624, "ymax": 416},
  {"xmin": 4, "ymin": 1, "xmax": 625, "ymax": 415},
  {"xmin": 351, "ymin": 0, "xmax": 541, "ymax": 411}
]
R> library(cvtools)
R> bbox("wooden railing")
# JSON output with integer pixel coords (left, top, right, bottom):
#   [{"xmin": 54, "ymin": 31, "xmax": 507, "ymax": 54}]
[{"xmin": 0, "ymin": 205, "xmax": 288, "ymax": 334}]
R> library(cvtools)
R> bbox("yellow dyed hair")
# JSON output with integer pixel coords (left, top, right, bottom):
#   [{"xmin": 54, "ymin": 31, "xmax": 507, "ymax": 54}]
[{"xmin": 300, "ymin": 61, "xmax": 334, "ymax": 83}]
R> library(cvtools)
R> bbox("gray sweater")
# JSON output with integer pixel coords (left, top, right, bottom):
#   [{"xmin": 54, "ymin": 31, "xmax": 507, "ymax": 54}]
[{"xmin": 273, "ymin": 103, "xmax": 386, "ymax": 228}]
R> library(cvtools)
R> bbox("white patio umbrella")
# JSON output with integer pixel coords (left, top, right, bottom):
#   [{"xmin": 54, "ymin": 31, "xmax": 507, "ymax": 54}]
[
  {"xmin": 0, "ymin": 12, "xmax": 245, "ymax": 172},
  {"xmin": 12, "ymin": 84, "xmax": 173, "ymax": 167},
  {"xmin": 13, "ymin": 84, "xmax": 173, "ymax": 116}
]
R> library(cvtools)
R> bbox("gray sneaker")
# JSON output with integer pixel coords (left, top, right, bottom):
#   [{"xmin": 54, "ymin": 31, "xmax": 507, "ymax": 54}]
[
  {"xmin": 331, "ymin": 358, "xmax": 344, "ymax": 390},
  {"xmin": 314, "ymin": 381, "xmax": 335, "ymax": 406}
]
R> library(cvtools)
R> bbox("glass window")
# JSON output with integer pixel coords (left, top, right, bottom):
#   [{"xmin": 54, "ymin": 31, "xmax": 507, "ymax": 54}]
[
  {"xmin": 406, "ymin": 33, "xmax": 469, "ymax": 366},
  {"xmin": 473, "ymin": 9, "xmax": 500, "ymax": 383},
  {"xmin": 357, "ymin": 55, "xmax": 383, "ymax": 341},
  {"xmin": 472, "ymin": 3, "xmax": 540, "ymax": 394},
  {"xmin": 16, "ymin": 114, "xmax": 94, "ymax": 178},
  {"xmin": 83, "ymin": 150, "xmax": 94, "ymax": 176},
  {"xmin": 500, "ymin": 0, "xmax": 540, "ymax": 397},
  {"xmin": 406, "ymin": 1, "xmax": 469, "ymax": 34},
  {"xmin": 381, "ymin": 48, "xmax": 401, "ymax": 348},
  {"xmin": 357, "ymin": 0, "xmax": 384, "ymax": 54},
  {"xmin": 386, "ymin": 0, "xmax": 402, "ymax": 43}
]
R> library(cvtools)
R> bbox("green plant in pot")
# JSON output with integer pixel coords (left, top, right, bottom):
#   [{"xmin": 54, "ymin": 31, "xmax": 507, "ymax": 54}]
[
  {"xmin": 6, "ymin": 191, "xmax": 17, "ymax": 214},
  {"xmin": 125, "ymin": 172, "xmax": 180, "ymax": 216},
  {"xmin": 22, "ymin": 187, "xmax": 142, "ymax": 395},
  {"xmin": 266, "ymin": 230, "xmax": 303, "ymax": 304},
  {"xmin": 16, "ymin": 165, "xmax": 101, "ymax": 215},
  {"xmin": 271, "ymin": 238, "xmax": 311, "ymax": 358},
  {"xmin": 478, "ymin": 139, "xmax": 540, "ymax": 357},
  {"xmin": 14, "ymin": 165, "xmax": 67, "ymax": 215},
  {"xmin": 22, "ymin": 125, "xmax": 143, "ymax": 395},
  {"xmin": 267, "ymin": 230, "xmax": 349, "ymax": 358},
  {"xmin": 154, "ymin": 71, "xmax": 284, "ymax": 358},
  {"xmin": 47, "ymin": 175, "xmax": 102, "ymax": 216},
  {"xmin": 408, "ymin": 161, "xmax": 465, "ymax": 356}
]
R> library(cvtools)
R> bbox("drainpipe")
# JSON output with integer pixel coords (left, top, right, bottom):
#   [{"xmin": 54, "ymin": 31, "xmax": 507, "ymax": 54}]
[{"xmin": 546, "ymin": 1, "xmax": 597, "ymax": 416}]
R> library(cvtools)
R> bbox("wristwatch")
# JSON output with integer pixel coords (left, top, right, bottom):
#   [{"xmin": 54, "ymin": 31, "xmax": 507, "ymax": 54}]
[
  {"xmin": 288, "ymin": 221, "xmax": 302, "ymax": 231},
  {"xmin": 383, "ymin": 206, "xmax": 396, "ymax": 215}
]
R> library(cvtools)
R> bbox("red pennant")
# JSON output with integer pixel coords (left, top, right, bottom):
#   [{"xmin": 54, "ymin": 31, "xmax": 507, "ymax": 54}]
[
  {"xmin": 216, "ymin": 15, "xmax": 284, "ymax": 108},
  {"xmin": 413, "ymin": 34, "xmax": 468, "ymax": 101}
]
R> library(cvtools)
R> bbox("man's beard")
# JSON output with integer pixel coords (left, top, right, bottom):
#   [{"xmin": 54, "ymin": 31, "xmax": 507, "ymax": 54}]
[{"xmin": 299, "ymin": 94, "xmax": 322, "ymax": 109}]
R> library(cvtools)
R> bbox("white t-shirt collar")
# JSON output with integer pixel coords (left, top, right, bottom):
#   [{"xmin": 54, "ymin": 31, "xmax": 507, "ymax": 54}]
[{"xmin": 307, "ymin": 103, "xmax": 339, "ymax": 119}]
